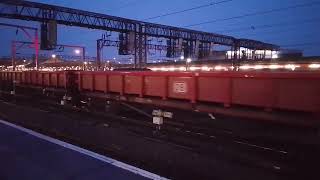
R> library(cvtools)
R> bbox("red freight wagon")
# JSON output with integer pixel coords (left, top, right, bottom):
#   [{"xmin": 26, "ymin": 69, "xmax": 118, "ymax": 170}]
[
  {"xmin": 30, "ymin": 71, "xmax": 37, "ymax": 85},
  {"xmin": 108, "ymin": 74, "xmax": 123, "ymax": 94},
  {"xmin": 50, "ymin": 73, "xmax": 58, "ymax": 87},
  {"xmin": 94, "ymin": 74, "xmax": 108, "ymax": 92},
  {"xmin": 21, "ymin": 71, "xmax": 26, "ymax": 84},
  {"xmin": 197, "ymin": 77, "xmax": 231, "ymax": 105},
  {"xmin": 76, "ymin": 71, "xmax": 320, "ymax": 113},
  {"xmin": 144, "ymin": 76, "xmax": 166, "ymax": 97},
  {"xmin": 39, "ymin": 72, "xmax": 66, "ymax": 88},
  {"xmin": 1, "ymin": 70, "xmax": 320, "ymax": 115}
]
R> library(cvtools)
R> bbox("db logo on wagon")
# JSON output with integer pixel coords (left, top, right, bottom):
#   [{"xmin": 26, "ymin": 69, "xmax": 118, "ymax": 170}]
[{"xmin": 173, "ymin": 82, "xmax": 187, "ymax": 93}]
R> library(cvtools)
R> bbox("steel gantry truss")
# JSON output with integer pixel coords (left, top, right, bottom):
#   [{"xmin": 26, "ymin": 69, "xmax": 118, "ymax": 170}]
[
  {"xmin": 97, "ymin": 38, "xmax": 181, "ymax": 66},
  {"xmin": 0, "ymin": 0, "xmax": 279, "ymax": 67}
]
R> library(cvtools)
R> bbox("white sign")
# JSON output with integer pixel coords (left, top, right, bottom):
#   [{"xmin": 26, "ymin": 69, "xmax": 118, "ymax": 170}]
[
  {"xmin": 163, "ymin": 112, "xmax": 173, "ymax": 119},
  {"xmin": 152, "ymin": 110, "xmax": 162, "ymax": 116},
  {"xmin": 152, "ymin": 110, "xmax": 173, "ymax": 119},
  {"xmin": 153, "ymin": 117, "xmax": 163, "ymax": 125}
]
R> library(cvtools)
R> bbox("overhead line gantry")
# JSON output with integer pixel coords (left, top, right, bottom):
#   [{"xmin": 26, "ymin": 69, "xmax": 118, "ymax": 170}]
[{"xmin": 0, "ymin": 0, "xmax": 279, "ymax": 67}]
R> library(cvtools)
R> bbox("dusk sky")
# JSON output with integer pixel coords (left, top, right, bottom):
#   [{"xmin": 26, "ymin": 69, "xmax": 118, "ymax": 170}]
[{"xmin": 0, "ymin": 0, "xmax": 319, "ymax": 60}]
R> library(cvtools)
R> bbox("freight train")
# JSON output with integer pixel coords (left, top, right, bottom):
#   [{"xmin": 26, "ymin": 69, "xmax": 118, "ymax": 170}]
[{"xmin": 0, "ymin": 70, "xmax": 319, "ymax": 128}]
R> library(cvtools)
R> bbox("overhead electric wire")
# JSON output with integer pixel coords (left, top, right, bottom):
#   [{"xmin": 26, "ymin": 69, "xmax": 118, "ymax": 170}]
[
  {"xmin": 216, "ymin": 17, "xmax": 320, "ymax": 33},
  {"xmin": 281, "ymin": 42, "xmax": 320, "ymax": 48},
  {"xmin": 143, "ymin": 0, "xmax": 233, "ymax": 21},
  {"xmin": 263, "ymin": 30, "xmax": 318, "ymax": 42},
  {"xmin": 184, "ymin": 1, "xmax": 320, "ymax": 27},
  {"xmin": 229, "ymin": 25, "xmax": 315, "ymax": 38},
  {"xmin": 107, "ymin": 0, "xmax": 141, "ymax": 13},
  {"xmin": 250, "ymin": 34, "xmax": 317, "ymax": 48}
]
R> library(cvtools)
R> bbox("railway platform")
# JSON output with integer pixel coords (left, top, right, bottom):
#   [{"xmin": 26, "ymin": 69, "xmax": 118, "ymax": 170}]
[{"xmin": 0, "ymin": 119, "xmax": 166, "ymax": 180}]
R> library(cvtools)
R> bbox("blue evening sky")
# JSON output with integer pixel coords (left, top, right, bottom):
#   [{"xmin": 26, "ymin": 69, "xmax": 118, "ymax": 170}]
[{"xmin": 0, "ymin": 0, "xmax": 319, "ymax": 59}]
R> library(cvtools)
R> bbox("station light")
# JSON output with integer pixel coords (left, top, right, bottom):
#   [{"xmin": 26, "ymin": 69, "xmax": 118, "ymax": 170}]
[
  {"xmin": 271, "ymin": 51, "xmax": 279, "ymax": 59},
  {"xmin": 272, "ymin": 54, "xmax": 279, "ymax": 59},
  {"xmin": 201, "ymin": 66, "xmax": 210, "ymax": 71},
  {"xmin": 269, "ymin": 65, "xmax": 282, "ymax": 69},
  {"xmin": 186, "ymin": 58, "xmax": 192, "ymax": 63},
  {"xmin": 180, "ymin": 56, "xmax": 184, "ymax": 60},
  {"xmin": 214, "ymin": 66, "xmax": 227, "ymax": 71},
  {"xmin": 309, "ymin": 64, "xmax": 320, "ymax": 69},
  {"xmin": 160, "ymin": 67, "xmax": 167, "ymax": 71},
  {"xmin": 51, "ymin": 54, "xmax": 56, "ymax": 58},
  {"xmin": 284, "ymin": 64, "xmax": 300, "ymax": 71},
  {"xmin": 74, "ymin": 49, "xmax": 81, "ymax": 54},
  {"xmin": 239, "ymin": 65, "xmax": 251, "ymax": 70},
  {"xmin": 254, "ymin": 65, "xmax": 264, "ymax": 70}
]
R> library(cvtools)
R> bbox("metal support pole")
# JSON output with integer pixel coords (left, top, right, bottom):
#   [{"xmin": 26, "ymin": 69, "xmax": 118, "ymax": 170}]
[
  {"xmin": 138, "ymin": 26, "xmax": 143, "ymax": 68},
  {"xmin": 35, "ymin": 29, "xmax": 39, "ymax": 70},
  {"xmin": 11, "ymin": 41, "xmax": 16, "ymax": 71},
  {"xmin": 134, "ymin": 24, "xmax": 138, "ymax": 69},
  {"xmin": 82, "ymin": 47, "xmax": 86, "ymax": 65},
  {"xmin": 96, "ymin": 39, "xmax": 101, "ymax": 69},
  {"xmin": 144, "ymin": 33, "xmax": 147, "ymax": 66}
]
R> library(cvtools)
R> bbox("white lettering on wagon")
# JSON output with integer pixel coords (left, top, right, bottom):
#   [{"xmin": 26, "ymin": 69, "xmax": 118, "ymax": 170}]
[{"xmin": 173, "ymin": 81, "xmax": 187, "ymax": 93}]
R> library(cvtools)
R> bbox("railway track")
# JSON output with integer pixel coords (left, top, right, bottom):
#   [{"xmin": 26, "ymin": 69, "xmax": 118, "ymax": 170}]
[{"xmin": 1, "ymin": 91, "xmax": 319, "ymax": 178}]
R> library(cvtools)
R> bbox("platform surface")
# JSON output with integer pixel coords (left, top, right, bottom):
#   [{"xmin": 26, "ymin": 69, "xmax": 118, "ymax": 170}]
[{"xmin": 0, "ymin": 120, "xmax": 164, "ymax": 180}]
